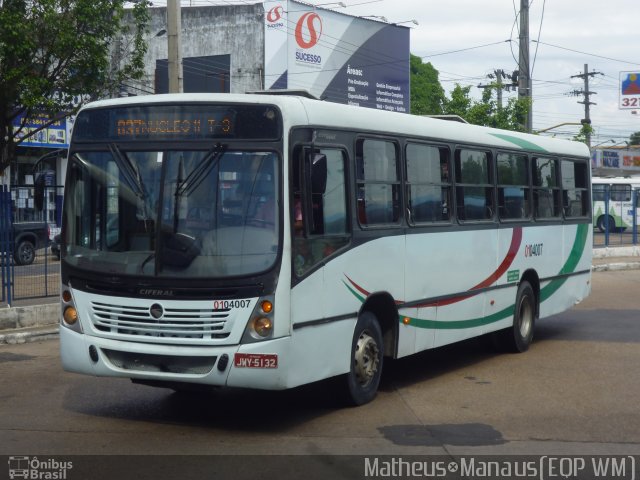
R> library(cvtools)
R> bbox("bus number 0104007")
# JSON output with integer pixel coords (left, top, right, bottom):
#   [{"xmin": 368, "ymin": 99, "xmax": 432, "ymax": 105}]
[{"xmin": 213, "ymin": 299, "xmax": 251, "ymax": 310}]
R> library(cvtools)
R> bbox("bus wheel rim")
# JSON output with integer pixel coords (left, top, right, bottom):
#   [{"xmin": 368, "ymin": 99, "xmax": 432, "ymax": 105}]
[
  {"xmin": 354, "ymin": 330, "xmax": 379, "ymax": 387},
  {"xmin": 519, "ymin": 296, "xmax": 533, "ymax": 338}
]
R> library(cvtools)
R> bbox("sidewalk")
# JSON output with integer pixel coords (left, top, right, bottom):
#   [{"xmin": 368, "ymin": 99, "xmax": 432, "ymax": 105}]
[{"xmin": 1, "ymin": 247, "xmax": 639, "ymax": 344}]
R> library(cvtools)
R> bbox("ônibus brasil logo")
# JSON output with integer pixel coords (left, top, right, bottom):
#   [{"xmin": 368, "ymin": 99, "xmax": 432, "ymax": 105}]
[{"xmin": 295, "ymin": 12, "xmax": 323, "ymax": 49}]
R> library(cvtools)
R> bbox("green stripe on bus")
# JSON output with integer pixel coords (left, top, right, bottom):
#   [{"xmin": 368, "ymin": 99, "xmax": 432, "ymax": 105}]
[
  {"xmin": 343, "ymin": 223, "xmax": 588, "ymax": 330},
  {"xmin": 404, "ymin": 305, "xmax": 515, "ymax": 330},
  {"xmin": 343, "ymin": 280, "xmax": 365, "ymax": 303},
  {"xmin": 539, "ymin": 223, "xmax": 589, "ymax": 302},
  {"xmin": 490, "ymin": 133, "xmax": 548, "ymax": 153}
]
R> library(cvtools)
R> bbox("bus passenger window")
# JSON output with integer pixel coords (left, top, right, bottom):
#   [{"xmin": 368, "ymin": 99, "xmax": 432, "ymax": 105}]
[
  {"xmin": 561, "ymin": 160, "xmax": 589, "ymax": 217},
  {"xmin": 497, "ymin": 152, "xmax": 530, "ymax": 220},
  {"xmin": 405, "ymin": 143, "xmax": 451, "ymax": 224},
  {"xmin": 532, "ymin": 157, "xmax": 561, "ymax": 219},
  {"xmin": 455, "ymin": 149, "xmax": 494, "ymax": 221},
  {"xmin": 356, "ymin": 139, "xmax": 401, "ymax": 226}
]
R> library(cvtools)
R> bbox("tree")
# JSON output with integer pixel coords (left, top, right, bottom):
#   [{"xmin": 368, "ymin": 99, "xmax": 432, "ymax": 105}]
[
  {"xmin": 0, "ymin": 0, "xmax": 150, "ymax": 174},
  {"xmin": 409, "ymin": 54, "xmax": 446, "ymax": 116},
  {"xmin": 630, "ymin": 131, "xmax": 640, "ymax": 146},
  {"xmin": 442, "ymin": 84, "xmax": 530, "ymax": 132},
  {"xmin": 573, "ymin": 124, "xmax": 594, "ymax": 146}
]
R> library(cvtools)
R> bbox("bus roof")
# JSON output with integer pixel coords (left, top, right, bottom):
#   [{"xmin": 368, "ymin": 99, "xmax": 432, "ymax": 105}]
[
  {"xmin": 592, "ymin": 176, "xmax": 640, "ymax": 185},
  {"xmin": 81, "ymin": 93, "xmax": 590, "ymax": 158}
]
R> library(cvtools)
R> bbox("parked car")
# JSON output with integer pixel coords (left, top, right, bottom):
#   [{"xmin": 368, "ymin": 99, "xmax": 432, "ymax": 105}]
[
  {"xmin": 50, "ymin": 234, "xmax": 61, "ymax": 260},
  {"xmin": 13, "ymin": 222, "xmax": 50, "ymax": 266}
]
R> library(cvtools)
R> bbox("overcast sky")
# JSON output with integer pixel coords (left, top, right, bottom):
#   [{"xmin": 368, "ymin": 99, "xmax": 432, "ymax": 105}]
[
  {"xmin": 160, "ymin": 0, "xmax": 640, "ymax": 144},
  {"xmin": 339, "ymin": 0, "xmax": 640, "ymax": 144}
]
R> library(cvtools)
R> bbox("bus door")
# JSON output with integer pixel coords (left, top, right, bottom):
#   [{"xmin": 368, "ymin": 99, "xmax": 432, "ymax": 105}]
[{"xmin": 290, "ymin": 145, "xmax": 351, "ymax": 323}]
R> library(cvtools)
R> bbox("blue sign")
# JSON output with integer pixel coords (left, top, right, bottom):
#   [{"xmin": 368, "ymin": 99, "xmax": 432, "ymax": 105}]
[{"xmin": 13, "ymin": 113, "xmax": 69, "ymax": 148}]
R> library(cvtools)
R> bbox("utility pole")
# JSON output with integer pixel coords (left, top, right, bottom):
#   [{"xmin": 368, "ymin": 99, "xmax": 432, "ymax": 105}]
[
  {"xmin": 570, "ymin": 64, "xmax": 603, "ymax": 148},
  {"xmin": 518, "ymin": 0, "xmax": 532, "ymax": 132},
  {"xmin": 478, "ymin": 69, "xmax": 516, "ymax": 111},
  {"xmin": 167, "ymin": 0, "xmax": 183, "ymax": 93}
]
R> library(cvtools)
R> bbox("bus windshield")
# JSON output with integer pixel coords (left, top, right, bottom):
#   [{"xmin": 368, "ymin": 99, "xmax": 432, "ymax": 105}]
[{"xmin": 64, "ymin": 146, "xmax": 279, "ymax": 278}]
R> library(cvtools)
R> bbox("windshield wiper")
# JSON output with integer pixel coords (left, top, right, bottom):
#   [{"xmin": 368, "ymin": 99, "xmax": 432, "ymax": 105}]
[
  {"xmin": 109, "ymin": 143, "xmax": 147, "ymax": 200},
  {"xmin": 175, "ymin": 143, "xmax": 227, "ymax": 197}
]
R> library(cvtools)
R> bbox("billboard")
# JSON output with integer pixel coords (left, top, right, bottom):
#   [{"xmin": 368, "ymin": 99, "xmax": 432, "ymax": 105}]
[
  {"xmin": 12, "ymin": 113, "xmax": 70, "ymax": 148},
  {"xmin": 264, "ymin": 0, "xmax": 410, "ymax": 113},
  {"xmin": 592, "ymin": 148, "xmax": 640, "ymax": 172},
  {"xmin": 619, "ymin": 72, "xmax": 640, "ymax": 109}
]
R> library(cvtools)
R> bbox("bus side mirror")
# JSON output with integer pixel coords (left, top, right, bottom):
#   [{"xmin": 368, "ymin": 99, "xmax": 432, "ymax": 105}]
[{"xmin": 34, "ymin": 174, "xmax": 46, "ymax": 211}]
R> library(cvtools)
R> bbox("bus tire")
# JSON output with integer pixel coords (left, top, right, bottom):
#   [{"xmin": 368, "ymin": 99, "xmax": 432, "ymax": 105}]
[
  {"xmin": 596, "ymin": 215, "xmax": 617, "ymax": 233},
  {"xmin": 343, "ymin": 312, "xmax": 384, "ymax": 406},
  {"xmin": 494, "ymin": 281, "xmax": 537, "ymax": 353}
]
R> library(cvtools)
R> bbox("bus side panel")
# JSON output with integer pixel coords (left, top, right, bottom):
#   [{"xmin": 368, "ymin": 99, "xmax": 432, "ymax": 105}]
[
  {"xmin": 288, "ymin": 234, "xmax": 406, "ymax": 385},
  {"xmin": 335, "ymin": 235, "xmax": 410, "ymax": 355},
  {"xmin": 432, "ymin": 229, "xmax": 498, "ymax": 349},
  {"xmin": 538, "ymin": 223, "xmax": 592, "ymax": 319},
  {"xmin": 404, "ymin": 231, "xmax": 439, "ymax": 353},
  {"xmin": 286, "ymin": 320, "xmax": 356, "ymax": 388}
]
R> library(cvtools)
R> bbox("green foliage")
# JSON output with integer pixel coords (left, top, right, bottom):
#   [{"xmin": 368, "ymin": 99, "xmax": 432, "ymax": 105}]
[
  {"xmin": 630, "ymin": 131, "xmax": 640, "ymax": 146},
  {"xmin": 409, "ymin": 54, "xmax": 446, "ymax": 116},
  {"xmin": 0, "ymin": 0, "xmax": 151, "ymax": 172},
  {"xmin": 442, "ymin": 83, "xmax": 530, "ymax": 132},
  {"xmin": 573, "ymin": 124, "xmax": 594, "ymax": 145}
]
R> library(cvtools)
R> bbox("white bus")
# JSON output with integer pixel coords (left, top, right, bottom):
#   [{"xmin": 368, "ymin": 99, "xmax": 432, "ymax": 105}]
[
  {"xmin": 592, "ymin": 176, "xmax": 640, "ymax": 232},
  {"xmin": 57, "ymin": 93, "xmax": 592, "ymax": 405}
]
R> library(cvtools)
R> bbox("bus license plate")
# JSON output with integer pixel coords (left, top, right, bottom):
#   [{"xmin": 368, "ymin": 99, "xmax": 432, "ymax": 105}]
[{"xmin": 234, "ymin": 353, "xmax": 278, "ymax": 369}]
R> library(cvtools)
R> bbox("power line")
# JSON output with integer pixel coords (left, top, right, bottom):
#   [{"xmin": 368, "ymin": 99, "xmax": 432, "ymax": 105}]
[{"xmin": 532, "ymin": 40, "xmax": 640, "ymax": 67}]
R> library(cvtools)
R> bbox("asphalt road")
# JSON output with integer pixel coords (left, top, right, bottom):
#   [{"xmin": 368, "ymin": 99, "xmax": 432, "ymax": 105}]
[{"xmin": 0, "ymin": 269, "xmax": 639, "ymax": 477}]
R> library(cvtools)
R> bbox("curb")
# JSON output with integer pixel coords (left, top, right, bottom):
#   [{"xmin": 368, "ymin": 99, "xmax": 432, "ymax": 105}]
[
  {"xmin": 0, "ymin": 325, "xmax": 59, "ymax": 345},
  {"xmin": 592, "ymin": 262, "xmax": 640, "ymax": 272},
  {"xmin": 593, "ymin": 245, "xmax": 640, "ymax": 259}
]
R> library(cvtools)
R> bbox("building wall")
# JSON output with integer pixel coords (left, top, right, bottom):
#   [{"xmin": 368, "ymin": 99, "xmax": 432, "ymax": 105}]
[{"xmin": 119, "ymin": 3, "xmax": 265, "ymax": 97}]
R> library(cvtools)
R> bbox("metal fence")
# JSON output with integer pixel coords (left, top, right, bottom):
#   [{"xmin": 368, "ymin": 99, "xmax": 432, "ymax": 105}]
[
  {"xmin": 592, "ymin": 186, "xmax": 640, "ymax": 247},
  {"xmin": 0, "ymin": 185, "xmax": 61, "ymax": 305}
]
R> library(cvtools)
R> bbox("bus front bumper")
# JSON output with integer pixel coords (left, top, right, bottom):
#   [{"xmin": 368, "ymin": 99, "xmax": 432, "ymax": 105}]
[{"xmin": 60, "ymin": 326, "xmax": 293, "ymax": 390}]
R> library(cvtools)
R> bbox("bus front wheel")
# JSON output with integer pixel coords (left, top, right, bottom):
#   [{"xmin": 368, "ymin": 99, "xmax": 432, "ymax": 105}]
[
  {"xmin": 494, "ymin": 280, "xmax": 537, "ymax": 353},
  {"xmin": 343, "ymin": 312, "xmax": 384, "ymax": 406}
]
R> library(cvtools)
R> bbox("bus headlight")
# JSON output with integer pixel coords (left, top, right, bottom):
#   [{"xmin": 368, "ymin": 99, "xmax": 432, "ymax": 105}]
[
  {"xmin": 61, "ymin": 285, "xmax": 83, "ymax": 333},
  {"xmin": 252, "ymin": 317, "xmax": 273, "ymax": 337},
  {"xmin": 241, "ymin": 296, "xmax": 275, "ymax": 343},
  {"xmin": 63, "ymin": 306, "xmax": 78, "ymax": 325}
]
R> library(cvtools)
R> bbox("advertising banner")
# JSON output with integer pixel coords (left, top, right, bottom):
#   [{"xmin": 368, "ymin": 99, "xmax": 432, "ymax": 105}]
[
  {"xmin": 264, "ymin": 0, "xmax": 289, "ymax": 90},
  {"xmin": 592, "ymin": 148, "xmax": 640, "ymax": 172},
  {"xmin": 12, "ymin": 113, "xmax": 70, "ymax": 149},
  {"xmin": 264, "ymin": 0, "xmax": 410, "ymax": 113},
  {"xmin": 619, "ymin": 71, "xmax": 640, "ymax": 109}
]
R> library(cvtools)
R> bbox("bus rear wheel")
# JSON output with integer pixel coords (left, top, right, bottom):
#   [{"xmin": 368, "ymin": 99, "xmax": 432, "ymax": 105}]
[
  {"xmin": 597, "ymin": 215, "xmax": 625, "ymax": 233},
  {"xmin": 343, "ymin": 312, "xmax": 384, "ymax": 406},
  {"xmin": 494, "ymin": 280, "xmax": 537, "ymax": 353}
]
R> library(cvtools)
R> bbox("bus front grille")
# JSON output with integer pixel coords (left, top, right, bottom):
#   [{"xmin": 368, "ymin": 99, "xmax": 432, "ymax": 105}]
[{"xmin": 90, "ymin": 301, "xmax": 231, "ymax": 340}]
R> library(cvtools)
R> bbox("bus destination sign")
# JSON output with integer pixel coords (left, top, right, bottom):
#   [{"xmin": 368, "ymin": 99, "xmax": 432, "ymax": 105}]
[
  {"xmin": 116, "ymin": 116, "xmax": 232, "ymax": 138},
  {"xmin": 73, "ymin": 104, "xmax": 281, "ymax": 142}
]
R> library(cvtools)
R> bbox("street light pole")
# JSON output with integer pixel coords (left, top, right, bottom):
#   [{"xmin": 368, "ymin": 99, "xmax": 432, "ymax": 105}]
[{"xmin": 167, "ymin": 0, "xmax": 183, "ymax": 93}]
